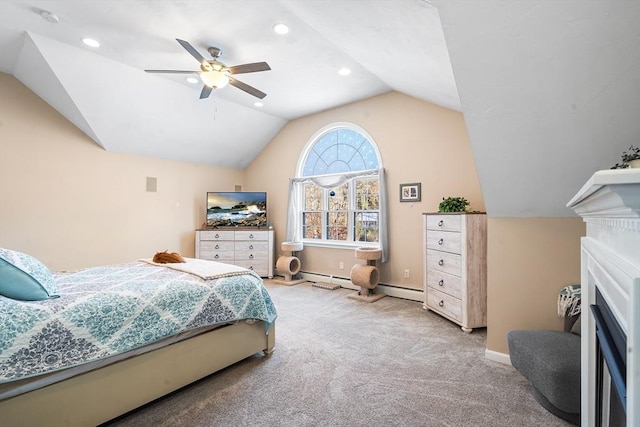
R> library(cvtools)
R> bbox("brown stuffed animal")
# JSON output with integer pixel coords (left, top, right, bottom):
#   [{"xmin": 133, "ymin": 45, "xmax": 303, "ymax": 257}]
[{"xmin": 153, "ymin": 250, "xmax": 185, "ymax": 264}]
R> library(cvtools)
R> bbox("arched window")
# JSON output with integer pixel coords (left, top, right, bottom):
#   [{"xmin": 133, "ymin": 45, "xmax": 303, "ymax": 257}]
[
  {"xmin": 286, "ymin": 123, "xmax": 388, "ymax": 261},
  {"xmin": 301, "ymin": 128, "xmax": 380, "ymax": 176}
]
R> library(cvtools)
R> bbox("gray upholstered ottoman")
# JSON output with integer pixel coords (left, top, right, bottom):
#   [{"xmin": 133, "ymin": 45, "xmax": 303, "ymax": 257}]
[{"xmin": 508, "ymin": 329, "xmax": 581, "ymax": 425}]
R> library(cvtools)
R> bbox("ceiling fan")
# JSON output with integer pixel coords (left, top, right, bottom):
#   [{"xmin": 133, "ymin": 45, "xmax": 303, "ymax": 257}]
[{"xmin": 145, "ymin": 39, "xmax": 271, "ymax": 99}]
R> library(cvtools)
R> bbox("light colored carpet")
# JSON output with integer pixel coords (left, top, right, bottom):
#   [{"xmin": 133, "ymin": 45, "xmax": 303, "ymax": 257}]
[{"xmin": 105, "ymin": 282, "xmax": 573, "ymax": 427}]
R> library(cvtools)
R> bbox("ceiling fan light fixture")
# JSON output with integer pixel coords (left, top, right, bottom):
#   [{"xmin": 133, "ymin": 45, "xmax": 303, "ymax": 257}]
[{"xmin": 200, "ymin": 70, "xmax": 229, "ymax": 89}]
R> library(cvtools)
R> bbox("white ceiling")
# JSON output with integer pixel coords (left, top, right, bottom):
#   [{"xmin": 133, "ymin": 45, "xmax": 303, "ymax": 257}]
[
  {"xmin": 0, "ymin": 0, "xmax": 458, "ymax": 168},
  {"xmin": 434, "ymin": 0, "xmax": 640, "ymax": 216},
  {"xmin": 2, "ymin": 1, "xmax": 638, "ymax": 217}
]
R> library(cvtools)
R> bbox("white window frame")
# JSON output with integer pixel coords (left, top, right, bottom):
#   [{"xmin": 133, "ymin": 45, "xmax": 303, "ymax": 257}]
[{"xmin": 296, "ymin": 123, "xmax": 382, "ymax": 250}]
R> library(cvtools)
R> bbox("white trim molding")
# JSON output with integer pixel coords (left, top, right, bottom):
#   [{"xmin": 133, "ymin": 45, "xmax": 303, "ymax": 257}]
[
  {"xmin": 567, "ymin": 168, "xmax": 639, "ymax": 427},
  {"xmin": 299, "ymin": 272, "xmax": 424, "ymax": 302},
  {"xmin": 484, "ymin": 349, "xmax": 512, "ymax": 366}
]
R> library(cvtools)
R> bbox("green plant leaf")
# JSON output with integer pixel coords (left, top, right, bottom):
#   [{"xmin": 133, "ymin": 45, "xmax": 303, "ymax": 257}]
[{"xmin": 438, "ymin": 197, "xmax": 470, "ymax": 213}]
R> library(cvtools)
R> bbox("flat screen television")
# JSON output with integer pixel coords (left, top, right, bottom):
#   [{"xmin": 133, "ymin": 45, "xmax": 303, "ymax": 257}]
[{"xmin": 206, "ymin": 192, "xmax": 267, "ymax": 228}]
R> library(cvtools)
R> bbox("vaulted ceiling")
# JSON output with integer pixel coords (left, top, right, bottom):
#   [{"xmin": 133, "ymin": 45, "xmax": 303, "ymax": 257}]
[
  {"xmin": 0, "ymin": 0, "xmax": 458, "ymax": 168},
  {"xmin": 1, "ymin": 1, "xmax": 638, "ymax": 217}
]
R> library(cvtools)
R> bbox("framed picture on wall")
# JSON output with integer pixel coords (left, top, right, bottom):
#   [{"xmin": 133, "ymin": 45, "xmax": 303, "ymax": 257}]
[{"xmin": 399, "ymin": 183, "xmax": 421, "ymax": 202}]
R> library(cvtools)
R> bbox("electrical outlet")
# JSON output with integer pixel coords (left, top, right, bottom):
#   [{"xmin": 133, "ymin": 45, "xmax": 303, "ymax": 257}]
[
  {"xmin": 339, "ymin": 261, "xmax": 344, "ymax": 269},
  {"xmin": 404, "ymin": 269, "xmax": 410, "ymax": 278}
]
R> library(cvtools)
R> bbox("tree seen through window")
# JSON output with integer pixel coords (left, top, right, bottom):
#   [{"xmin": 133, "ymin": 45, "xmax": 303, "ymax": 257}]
[{"xmin": 299, "ymin": 126, "xmax": 381, "ymax": 245}]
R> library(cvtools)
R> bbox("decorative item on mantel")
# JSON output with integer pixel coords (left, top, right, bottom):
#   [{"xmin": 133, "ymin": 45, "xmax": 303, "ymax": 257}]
[
  {"xmin": 348, "ymin": 247, "xmax": 385, "ymax": 303},
  {"xmin": 272, "ymin": 241, "xmax": 306, "ymax": 286},
  {"xmin": 611, "ymin": 144, "xmax": 640, "ymax": 169}
]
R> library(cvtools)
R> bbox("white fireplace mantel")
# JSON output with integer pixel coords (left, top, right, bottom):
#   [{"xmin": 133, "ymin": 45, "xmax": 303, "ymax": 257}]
[{"xmin": 567, "ymin": 168, "xmax": 639, "ymax": 427}]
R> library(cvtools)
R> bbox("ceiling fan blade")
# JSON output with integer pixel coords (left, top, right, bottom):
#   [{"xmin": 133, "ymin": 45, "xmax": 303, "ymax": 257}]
[
  {"xmin": 145, "ymin": 70, "xmax": 198, "ymax": 74},
  {"xmin": 228, "ymin": 77, "xmax": 266, "ymax": 99},
  {"xmin": 227, "ymin": 62, "xmax": 271, "ymax": 75},
  {"xmin": 199, "ymin": 85, "xmax": 213, "ymax": 99},
  {"xmin": 176, "ymin": 39, "xmax": 208, "ymax": 65}
]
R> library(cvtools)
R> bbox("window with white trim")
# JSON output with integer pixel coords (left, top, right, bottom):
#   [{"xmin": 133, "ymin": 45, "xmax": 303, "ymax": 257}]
[{"xmin": 295, "ymin": 125, "xmax": 382, "ymax": 247}]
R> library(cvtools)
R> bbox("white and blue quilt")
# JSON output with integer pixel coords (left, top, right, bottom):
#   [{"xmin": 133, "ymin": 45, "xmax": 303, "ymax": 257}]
[{"xmin": 0, "ymin": 261, "xmax": 277, "ymax": 383}]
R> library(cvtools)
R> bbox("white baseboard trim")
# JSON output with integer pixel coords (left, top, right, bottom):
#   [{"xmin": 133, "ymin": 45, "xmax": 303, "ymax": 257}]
[
  {"xmin": 299, "ymin": 272, "xmax": 424, "ymax": 302},
  {"xmin": 485, "ymin": 349, "xmax": 512, "ymax": 366}
]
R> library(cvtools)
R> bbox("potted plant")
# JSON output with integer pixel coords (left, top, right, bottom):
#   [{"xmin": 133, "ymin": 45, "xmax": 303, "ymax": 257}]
[
  {"xmin": 612, "ymin": 145, "xmax": 640, "ymax": 169},
  {"xmin": 438, "ymin": 196, "xmax": 470, "ymax": 213}
]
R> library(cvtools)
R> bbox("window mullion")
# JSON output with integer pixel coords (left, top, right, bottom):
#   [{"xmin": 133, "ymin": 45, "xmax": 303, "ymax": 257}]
[
  {"xmin": 322, "ymin": 188, "xmax": 328, "ymax": 240},
  {"xmin": 348, "ymin": 180, "xmax": 355, "ymax": 242},
  {"xmin": 299, "ymin": 125, "xmax": 381, "ymax": 247}
]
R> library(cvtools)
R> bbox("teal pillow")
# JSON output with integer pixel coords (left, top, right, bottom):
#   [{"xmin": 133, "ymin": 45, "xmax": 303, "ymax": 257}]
[{"xmin": 0, "ymin": 248, "xmax": 59, "ymax": 301}]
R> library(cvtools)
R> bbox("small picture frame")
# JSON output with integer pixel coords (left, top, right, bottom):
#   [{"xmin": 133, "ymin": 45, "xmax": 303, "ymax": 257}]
[{"xmin": 399, "ymin": 183, "xmax": 421, "ymax": 202}]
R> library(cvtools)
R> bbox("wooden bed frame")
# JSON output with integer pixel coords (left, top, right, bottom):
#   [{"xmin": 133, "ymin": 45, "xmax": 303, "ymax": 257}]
[{"xmin": 0, "ymin": 320, "xmax": 275, "ymax": 426}]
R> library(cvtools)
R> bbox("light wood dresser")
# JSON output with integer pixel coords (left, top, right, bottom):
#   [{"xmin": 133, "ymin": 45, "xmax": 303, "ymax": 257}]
[
  {"xmin": 422, "ymin": 213, "xmax": 487, "ymax": 332},
  {"xmin": 195, "ymin": 229, "xmax": 274, "ymax": 278}
]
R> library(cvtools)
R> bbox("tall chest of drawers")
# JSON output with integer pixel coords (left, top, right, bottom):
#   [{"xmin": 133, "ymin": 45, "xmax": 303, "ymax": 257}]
[
  {"xmin": 195, "ymin": 229, "xmax": 274, "ymax": 278},
  {"xmin": 422, "ymin": 213, "xmax": 487, "ymax": 332}
]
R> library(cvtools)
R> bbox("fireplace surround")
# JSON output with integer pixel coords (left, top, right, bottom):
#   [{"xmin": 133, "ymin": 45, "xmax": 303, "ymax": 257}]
[{"xmin": 567, "ymin": 169, "xmax": 639, "ymax": 427}]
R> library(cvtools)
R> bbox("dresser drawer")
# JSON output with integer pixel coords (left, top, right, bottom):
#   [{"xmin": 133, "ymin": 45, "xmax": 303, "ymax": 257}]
[
  {"xmin": 235, "ymin": 241, "xmax": 268, "ymax": 252},
  {"xmin": 426, "ymin": 270, "xmax": 462, "ymax": 299},
  {"xmin": 426, "ymin": 250, "xmax": 461, "ymax": 277},
  {"xmin": 198, "ymin": 230, "xmax": 235, "ymax": 241},
  {"xmin": 200, "ymin": 241, "xmax": 234, "ymax": 252},
  {"xmin": 426, "ymin": 215, "xmax": 461, "ymax": 232},
  {"xmin": 235, "ymin": 249, "xmax": 268, "ymax": 261},
  {"xmin": 198, "ymin": 250, "xmax": 234, "ymax": 262},
  {"xmin": 427, "ymin": 288, "xmax": 462, "ymax": 322},
  {"xmin": 235, "ymin": 260, "xmax": 268, "ymax": 275},
  {"xmin": 235, "ymin": 230, "xmax": 269, "ymax": 241},
  {"xmin": 426, "ymin": 230, "xmax": 462, "ymax": 254}
]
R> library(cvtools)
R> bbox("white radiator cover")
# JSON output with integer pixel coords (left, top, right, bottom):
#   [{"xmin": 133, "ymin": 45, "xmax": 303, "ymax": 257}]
[{"xmin": 567, "ymin": 169, "xmax": 640, "ymax": 427}]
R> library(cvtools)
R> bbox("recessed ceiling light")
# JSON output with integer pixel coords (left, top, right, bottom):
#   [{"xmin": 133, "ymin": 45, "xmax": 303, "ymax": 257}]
[
  {"xmin": 273, "ymin": 23, "xmax": 289, "ymax": 35},
  {"xmin": 186, "ymin": 77, "xmax": 199, "ymax": 84},
  {"xmin": 82, "ymin": 38, "xmax": 100, "ymax": 48},
  {"xmin": 338, "ymin": 67, "xmax": 351, "ymax": 76},
  {"xmin": 254, "ymin": 101, "xmax": 264, "ymax": 107}
]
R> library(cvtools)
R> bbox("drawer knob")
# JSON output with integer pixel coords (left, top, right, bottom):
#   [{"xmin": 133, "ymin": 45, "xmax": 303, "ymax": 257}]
[
  {"xmin": 438, "ymin": 300, "xmax": 444, "ymax": 307},
  {"xmin": 438, "ymin": 220, "xmax": 443, "ymax": 227},
  {"xmin": 249, "ymin": 234, "xmax": 254, "ymax": 239},
  {"xmin": 438, "ymin": 238, "xmax": 444, "ymax": 245},
  {"xmin": 249, "ymin": 244, "xmax": 254, "ymax": 250},
  {"xmin": 215, "ymin": 244, "xmax": 219, "ymax": 249},
  {"xmin": 249, "ymin": 266, "xmax": 254, "ymax": 270},
  {"xmin": 438, "ymin": 259, "xmax": 444, "ymax": 266},
  {"xmin": 215, "ymin": 233, "xmax": 219, "ymax": 239},
  {"xmin": 249, "ymin": 254, "xmax": 254, "ymax": 259},
  {"xmin": 438, "ymin": 279, "xmax": 444, "ymax": 286},
  {"xmin": 214, "ymin": 254, "xmax": 219, "ymax": 259}
]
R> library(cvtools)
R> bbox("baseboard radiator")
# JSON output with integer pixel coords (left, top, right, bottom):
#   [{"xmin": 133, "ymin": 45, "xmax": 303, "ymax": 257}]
[{"xmin": 298, "ymin": 272, "xmax": 423, "ymax": 302}]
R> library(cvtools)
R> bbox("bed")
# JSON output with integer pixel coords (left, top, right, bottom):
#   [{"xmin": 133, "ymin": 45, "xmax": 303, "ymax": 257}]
[{"xmin": 0, "ymin": 252, "xmax": 277, "ymax": 426}]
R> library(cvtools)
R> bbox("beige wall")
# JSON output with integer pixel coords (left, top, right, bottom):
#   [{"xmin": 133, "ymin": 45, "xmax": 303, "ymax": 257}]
[
  {"xmin": 1, "ymin": 73, "xmax": 587, "ymax": 356},
  {"xmin": 486, "ymin": 217, "xmax": 585, "ymax": 354},
  {"xmin": 0, "ymin": 73, "xmax": 243, "ymax": 271},
  {"xmin": 244, "ymin": 91, "xmax": 484, "ymax": 290}
]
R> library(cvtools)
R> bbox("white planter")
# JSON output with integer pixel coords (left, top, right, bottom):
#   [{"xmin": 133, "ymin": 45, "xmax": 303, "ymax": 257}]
[{"xmin": 628, "ymin": 159, "xmax": 640, "ymax": 168}]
